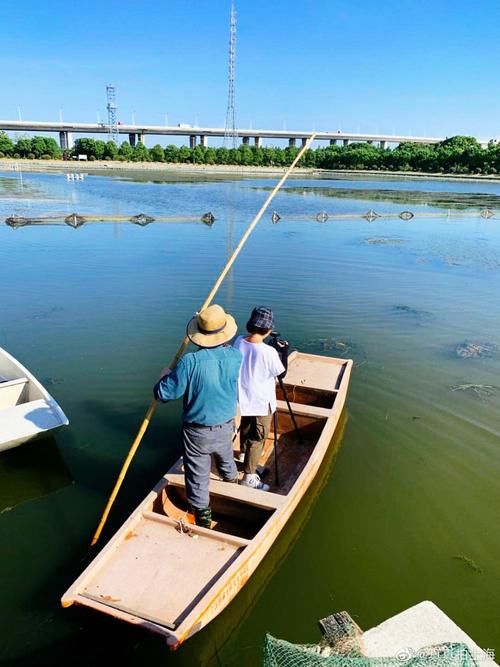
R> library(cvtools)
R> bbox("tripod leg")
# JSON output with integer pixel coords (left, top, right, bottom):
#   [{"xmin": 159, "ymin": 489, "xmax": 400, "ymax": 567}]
[
  {"xmin": 273, "ymin": 410, "xmax": 280, "ymax": 487},
  {"xmin": 278, "ymin": 377, "xmax": 304, "ymax": 445}
]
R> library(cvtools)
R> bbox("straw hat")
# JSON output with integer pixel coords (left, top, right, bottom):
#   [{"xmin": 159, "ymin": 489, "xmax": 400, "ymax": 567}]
[{"xmin": 186, "ymin": 305, "xmax": 238, "ymax": 348}]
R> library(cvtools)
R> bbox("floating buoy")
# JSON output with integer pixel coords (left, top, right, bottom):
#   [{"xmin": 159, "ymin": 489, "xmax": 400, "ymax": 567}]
[
  {"xmin": 363, "ymin": 209, "xmax": 380, "ymax": 222},
  {"xmin": 64, "ymin": 213, "xmax": 86, "ymax": 228},
  {"xmin": 130, "ymin": 213, "xmax": 155, "ymax": 226},
  {"xmin": 271, "ymin": 211, "xmax": 281, "ymax": 224},
  {"xmin": 316, "ymin": 211, "xmax": 328, "ymax": 223},
  {"xmin": 399, "ymin": 210, "xmax": 414, "ymax": 221},
  {"xmin": 5, "ymin": 215, "xmax": 29, "ymax": 228},
  {"xmin": 201, "ymin": 212, "xmax": 215, "ymax": 226}
]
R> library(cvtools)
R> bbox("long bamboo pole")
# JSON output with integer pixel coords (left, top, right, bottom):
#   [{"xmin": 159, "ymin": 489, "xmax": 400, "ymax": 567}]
[{"xmin": 90, "ymin": 133, "xmax": 317, "ymax": 546}]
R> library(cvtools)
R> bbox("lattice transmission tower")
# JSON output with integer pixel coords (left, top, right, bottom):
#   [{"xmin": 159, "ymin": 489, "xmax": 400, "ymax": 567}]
[
  {"xmin": 223, "ymin": 1, "xmax": 237, "ymax": 148},
  {"xmin": 106, "ymin": 84, "xmax": 119, "ymax": 144}
]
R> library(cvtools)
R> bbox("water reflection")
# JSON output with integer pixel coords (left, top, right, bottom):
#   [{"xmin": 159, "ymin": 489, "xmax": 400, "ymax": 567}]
[
  {"xmin": 0, "ymin": 437, "xmax": 73, "ymax": 512},
  {"xmin": 257, "ymin": 184, "xmax": 500, "ymax": 210}
]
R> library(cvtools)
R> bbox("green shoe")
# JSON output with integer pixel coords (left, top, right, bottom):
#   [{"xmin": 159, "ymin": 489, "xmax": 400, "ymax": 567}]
[{"xmin": 193, "ymin": 506, "xmax": 212, "ymax": 529}]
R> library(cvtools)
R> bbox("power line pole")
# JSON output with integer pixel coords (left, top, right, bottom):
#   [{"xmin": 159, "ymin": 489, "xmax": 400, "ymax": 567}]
[
  {"xmin": 106, "ymin": 84, "xmax": 119, "ymax": 144},
  {"xmin": 224, "ymin": 1, "xmax": 237, "ymax": 148}
]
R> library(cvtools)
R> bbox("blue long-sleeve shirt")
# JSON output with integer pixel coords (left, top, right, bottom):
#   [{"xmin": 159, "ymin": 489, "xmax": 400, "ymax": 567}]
[{"xmin": 154, "ymin": 346, "xmax": 242, "ymax": 426}]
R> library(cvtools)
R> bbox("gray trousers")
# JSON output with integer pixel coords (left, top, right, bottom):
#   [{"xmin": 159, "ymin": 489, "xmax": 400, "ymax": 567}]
[
  {"xmin": 183, "ymin": 419, "xmax": 237, "ymax": 509},
  {"xmin": 240, "ymin": 413, "xmax": 273, "ymax": 475}
]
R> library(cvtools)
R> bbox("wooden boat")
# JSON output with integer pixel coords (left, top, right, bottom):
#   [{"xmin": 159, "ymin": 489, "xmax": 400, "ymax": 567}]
[
  {"xmin": 0, "ymin": 347, "xmax": 69, "ymax": 453},
  {"xmin": 61, "ymin": 351, "xmax": 352, "ymax": 649}
]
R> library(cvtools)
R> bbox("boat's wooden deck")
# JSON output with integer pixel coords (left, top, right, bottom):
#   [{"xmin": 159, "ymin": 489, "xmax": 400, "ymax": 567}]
[{"xmin": 79, "ymin": 513, "xmax": 247, "ymax": 630}]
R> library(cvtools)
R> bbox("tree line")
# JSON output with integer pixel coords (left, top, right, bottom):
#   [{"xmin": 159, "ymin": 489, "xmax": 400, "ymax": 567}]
[{"xmin": 1, "ymin": 132, "xmax": 500, "ymax": 175}]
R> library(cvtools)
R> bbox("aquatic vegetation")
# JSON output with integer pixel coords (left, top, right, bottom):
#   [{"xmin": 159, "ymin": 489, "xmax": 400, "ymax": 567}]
[
  {"xmin": 391, "ymin": 305, "xmax": 433, "ymax": 325},
  {"xmin": 31, "ymin": 306, "xmax": 65, "ymax": 320},
  {"xmin": 455, "ymin": 341, "xmax": 499, "ymax": 359},
  {"xmin": 444, "ymin": 256, "xmax": 463, "ymax": 267},
  {"xmin": 453, "ymin": 554, "xmax": 482, "ymax": 573},
  {"xmin": 450, "ymin": 384, "xmax": 500, "ymax": 400},
  {"xmin": 42, "ymin": 377, "xmax": 65, "ymax": 386},
  {"xmin": 392, "ymin": 304, "xmax": 420, "ymax": 315},
  {"xmin": 303, "ymin": 337, "xmax": 366, "ymax": 365},
  {"xmin": 365, "ymin": 237, "xmax": 406, "ymax": 245}
]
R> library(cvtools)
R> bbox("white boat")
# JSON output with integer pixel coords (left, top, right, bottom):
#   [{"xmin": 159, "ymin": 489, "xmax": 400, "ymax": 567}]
[{"xmin": 0, "ymin": 347, "xmax": 69, "ymax": 452}]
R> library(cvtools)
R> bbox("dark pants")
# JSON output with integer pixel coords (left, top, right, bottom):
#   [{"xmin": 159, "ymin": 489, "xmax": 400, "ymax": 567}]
[
  {"xmin": 182, "ymin": 419, "xmax": 237, "ymax": 509},
  {"xmin": 240, "ymin": 414, "xmax": 273, "ymax": 475}
]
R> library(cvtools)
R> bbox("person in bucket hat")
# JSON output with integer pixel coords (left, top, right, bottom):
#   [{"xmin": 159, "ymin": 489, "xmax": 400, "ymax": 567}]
[
  {"xmin": 154, "ymin": 304, "xmax": 242, "ymax": 528},
  {"xmin": 233, "ymin": 306, "xmax": 285, "ymax": 491}
]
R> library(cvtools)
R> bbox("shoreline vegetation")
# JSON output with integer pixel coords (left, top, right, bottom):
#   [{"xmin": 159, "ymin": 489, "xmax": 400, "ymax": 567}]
[{"xmin": 2, "ymin": 133, "xmax": 500, "ymax": 182}]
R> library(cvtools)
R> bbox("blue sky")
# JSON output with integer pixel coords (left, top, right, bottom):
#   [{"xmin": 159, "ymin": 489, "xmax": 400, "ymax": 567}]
[{"xmin": 2, "ymin": 0, "xmax": 500, "ymax": 142}]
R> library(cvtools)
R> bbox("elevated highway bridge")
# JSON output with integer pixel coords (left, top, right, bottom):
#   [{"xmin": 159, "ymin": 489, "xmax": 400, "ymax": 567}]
[{"xmin": 0, "ymin": 120, "xmax": 488, "ymax": 150}]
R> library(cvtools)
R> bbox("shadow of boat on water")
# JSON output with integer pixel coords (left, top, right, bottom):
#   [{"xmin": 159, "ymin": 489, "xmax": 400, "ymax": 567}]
[{"xmin": 0, "ymin": 436, "xmax": 73, "ymax": 513}]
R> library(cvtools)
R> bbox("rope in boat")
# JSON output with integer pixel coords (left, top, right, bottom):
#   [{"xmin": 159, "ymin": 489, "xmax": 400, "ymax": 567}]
[{"xmin": 90, "ymin": 132, "xmax": 318, "ymax": 547}]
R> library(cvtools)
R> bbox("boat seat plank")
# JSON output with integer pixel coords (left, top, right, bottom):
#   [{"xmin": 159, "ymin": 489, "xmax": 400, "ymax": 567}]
[
  {"xmin": 142, "ymin": 511, "xmax": 251, "ymax": 547},
  {"xmin": 0, "ymin": 376, "xmax": 28, "ymax": 389},
  {"xmin": 0, "ymin": 398, "xmax": 63, "ymax": 438},
  {"xmin": 81, "ymin": 511, "xmax": 244, "ymax": 629},
  {"xmin": 165, "ymin": 473, "xmax": 286, "ymax": 510},
  {"xmin": 275, "ymin": 400, "xmax": 332, "ymax": 418}
]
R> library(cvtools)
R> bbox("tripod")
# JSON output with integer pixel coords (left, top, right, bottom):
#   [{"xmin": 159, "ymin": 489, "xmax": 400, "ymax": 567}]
[{"xmin": 269, "ymin": 334, "xmax": 304, "ymax": 486}]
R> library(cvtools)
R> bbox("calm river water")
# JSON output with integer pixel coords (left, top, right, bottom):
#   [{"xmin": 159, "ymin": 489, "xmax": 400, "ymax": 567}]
[{"xmin": 1, "ymin": 168, "xmax": 500, "ymax": 665}]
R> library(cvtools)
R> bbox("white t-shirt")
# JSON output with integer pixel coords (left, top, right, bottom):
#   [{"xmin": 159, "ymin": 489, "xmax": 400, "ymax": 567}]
[{"xmin": 233, "ymin": 335, "xmax": 285, "ymax": 416}]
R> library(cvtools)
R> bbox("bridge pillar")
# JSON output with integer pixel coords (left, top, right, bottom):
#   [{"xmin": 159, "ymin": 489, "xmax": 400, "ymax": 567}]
[
  {"xmin": 301, "ymin": 138, "xmax": 307, "ymax": 148},
  {"xmin": 189, "ymin": 135, "xmax": 196, "ymax": 149},
  {"xmin": 254, "ymin": 136, "xmax": 261, "ymax": 147},
  {"xmin": 343, "ymin": 139, "xmax": 350, "ymax": 147},
  {"xmin": 329, "ymin": 139, "xmax": 338, "ymax": 146},
  {"xmin": 367, "ymin": 140, "xmax": 373, "ymax": 145},
  {"xmin": 380, "ymin": 140, "xmax": 387, "ymax": 150},
  {"xmin": 129, "ymin": 133, "xmax": 136, "ymax": 147},
  {"xmin": 59, "ymin": 131, "xmax": 73, "ymax": 151},
  {"xmin": 138, "ymin": 133, "xmax": 145, "ymax": 144},
  {"xmin": 199, "ymin": 135, "xmax": 208, "ymax": 147},
  {"xmin": 288, "ymin": 138, "xmax": 296, "ymax": 147},
  {"xmin": 242, "ymin": 136, "xmax": 250, "ymax": 144}
]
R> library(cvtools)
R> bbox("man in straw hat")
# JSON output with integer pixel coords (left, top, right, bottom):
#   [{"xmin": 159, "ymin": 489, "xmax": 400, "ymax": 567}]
[{"xmin": 154, "ymin": 304, "xmax": 242, "ymax": 529}]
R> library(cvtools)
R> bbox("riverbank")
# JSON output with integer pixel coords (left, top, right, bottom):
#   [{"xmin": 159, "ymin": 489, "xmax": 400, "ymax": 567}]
[{"xmin": 3, "ymin": 157, "xmax": 500, "ymax": 184}]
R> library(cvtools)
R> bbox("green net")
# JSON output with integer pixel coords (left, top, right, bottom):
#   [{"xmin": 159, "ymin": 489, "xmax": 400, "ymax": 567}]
[
  {"xmin": 263, "ymin": 635, "xmax": 480, "ymax": 667},
  {"xmin": 263, "ymin": 623, "xmax": 479, "ymax": 667}
]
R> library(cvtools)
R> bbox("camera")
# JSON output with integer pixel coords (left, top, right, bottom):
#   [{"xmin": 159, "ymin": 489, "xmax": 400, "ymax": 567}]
[{"xmin": 267, "ymin": 332, "xmax": 289, "ymax": 380}]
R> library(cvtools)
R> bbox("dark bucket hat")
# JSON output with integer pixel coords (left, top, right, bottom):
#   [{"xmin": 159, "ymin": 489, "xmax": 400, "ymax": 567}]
[{"xmin": 248, "ymin": 306, "xmax": 274, "ymax": 330}]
